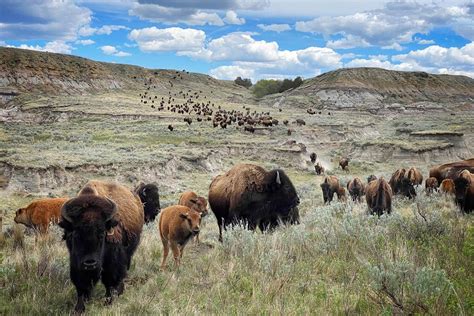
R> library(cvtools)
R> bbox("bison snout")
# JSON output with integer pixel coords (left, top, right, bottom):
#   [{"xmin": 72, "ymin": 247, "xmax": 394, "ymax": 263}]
[
  {"xmin": 82, "ymin": 259, "xmax": 98, "ymax": 270},
  {"xmin": 192, "ymin": 227, "xmax": 200, "ymax": 235}
]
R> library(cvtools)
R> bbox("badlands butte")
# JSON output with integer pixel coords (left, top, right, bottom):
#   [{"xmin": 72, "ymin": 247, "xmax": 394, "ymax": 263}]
[{"xmin": 0, "ymin": 46, "xmax": 473, "ymax": 315}]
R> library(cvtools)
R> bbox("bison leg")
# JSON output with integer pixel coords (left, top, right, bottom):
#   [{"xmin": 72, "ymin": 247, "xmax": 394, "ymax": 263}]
[
  {"xmin": 217, "ymin": 217, "xmax": 224, "ymax": 243},
  {"xmin": 160, "ymin": 239, "xmax": 169, "ymax": 270},
  {"xmin": 170, "ymin": 241, "xmax": 181, "ymax": 266},
  {"xmin": 101, "ymin": 246, "xmax": 127, "ymax": 305}
]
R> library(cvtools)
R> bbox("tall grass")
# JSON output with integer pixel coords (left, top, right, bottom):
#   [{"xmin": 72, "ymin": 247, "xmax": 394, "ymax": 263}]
[{"xmin": 0, "ymin": 194, "xmax": 472, "ymax": 315}]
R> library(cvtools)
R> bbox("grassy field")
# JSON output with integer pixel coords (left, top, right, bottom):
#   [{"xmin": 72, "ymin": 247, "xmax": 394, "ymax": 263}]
[{"xmin": 1, "ymin": 89, "xmax": 473, "ymax": 315}]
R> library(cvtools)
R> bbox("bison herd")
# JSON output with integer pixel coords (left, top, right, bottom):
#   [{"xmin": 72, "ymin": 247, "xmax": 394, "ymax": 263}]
[{"xmin": 11, "ymin": 158, "xmax": 474, "ymax": 313}]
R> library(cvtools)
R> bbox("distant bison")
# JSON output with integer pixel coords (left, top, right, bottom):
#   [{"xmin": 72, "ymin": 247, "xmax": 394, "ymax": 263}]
[
  {"xmin": 429, "ymin": 158, "xmax": 474, "ymax": 184},
  {"xmin": 425, "ymin": 177, "xmax": 439, "ymax": 195},
  {"xmin": 454, "ymin": 170, "xmax": 474, "ymax": 213},
  {"xmin": 400, "ymin": 167, "xmax": 423, "ymax": 199},
  {"xmin": 440, "ymin": 179, "xmax": 455, "ymax": 195},
  {"xmin": 314, "ymin": 162, "xmax": 324, "ymax": 175},
  {"xmin": 389, "ymin": 168, "xmax": 406, "ymax": 195},
  {"xmin": 310, "ymin": 152, "xmax": 317, "ymax": 163},
  {"xmin": 339, "ymin": 158, "xmax": 350, "ymax": 171},
  {"xmin": 347, "ymin": 178, "xmax": 365, "ymax": 202},
  {"xmin": 134, "ymin": 183, "xmax": 161, "ymax": 223},
  {"xmin": 59, "ymin": 180, "xmax": 144, "ymax": 314},
  {"xmin": 366, "ymin": 178, "xmax": 393, "ymax": 216},
  {"xmin": 320, "ymin": 176, "xmax": 344, "ymax": 204},
  {"xmin": 208, "ymin": 163, "xmax": 300, "ymax": 242},
  {"xmin": 14, "ymin": 198, "xmax": 69, "ymax": 235},
  {"xmin": 159, "ymin": 205, "xmax": 201, "ymax": 268}
]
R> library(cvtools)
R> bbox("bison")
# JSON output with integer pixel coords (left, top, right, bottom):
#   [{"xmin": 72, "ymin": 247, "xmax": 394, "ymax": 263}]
[
  {"xmin": 310, "ymin": 152, "xmax": 317, "ymax": 163},
  {"xmin": 134, "ymin": 183, "xmax": 161, "ymax": 223},
  {"xmin": 159, "ymin": 205, "xmax": 201, "ymax": 269},
  {"xmin": 208, "ymin": 163, "xmax": 300, "ymax": 242},
  {"xmin": 59, "ymin": 180, "xmax": 144, "ymax": 314},
  {"xmin": 314, "ymin": 162, "xmax": 324, "ymax": 175},
  {"xmin": 389, "ymin": 168, "xmax": 406, "ymax": 194},
  {"xmin": 365, "ymin": 177, "xmax": 393, "ymax": 216},
  {"xmin": 320, "ymin": 176, "xmax": 344, "ymax": 204},
  {"xmin": 429, "ymin": 158, "xmax": 474, "ymax": 184},
  {"xmin": 339, "ymin": 158, "xmax": 349, "ymax": 171},
  {"xmin": 14, "ymin": 198, "xmax": 69, "ymax": 235},
  {"xmin": 367, "ymin": 175, "xmax": 377, "ymax": 183},
  {"xmin": 440, "ymin": 179, "xmax": 455, "ymax": 195},
  {"xmin": 425, "ymin": 177, "xmax": 439, "ymax": 195},
  {"xmin": 453, "ymin": 170, "xmax": 474, "ymax": 213},
  {"xmin": 347, "ymin": 178, "xmax": 365, "ymax": 202},
  {"xmin": 178, "ymin": 191, "xmax": 208, "ymax": 243}
]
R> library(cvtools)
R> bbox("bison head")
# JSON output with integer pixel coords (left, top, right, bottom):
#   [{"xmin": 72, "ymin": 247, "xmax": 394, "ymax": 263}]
[
  {"xmin": 266, "ymin": 170, "xmax": 300, "ymax": 215},
  {"xmin": 189, "ymin": 196, "xmax": 208, "ymax": 217},
  {"xmin": 454, "ymin": 176, "xmax": 471, "ymax": 208},
  {"xmin": 59, "ymin": 195, "xmax": 118, "ymax": 271},
  {"xmin": 320, "ymin": 181, "xmax": 333, "ymax": 204},
  {"xmin": 367, "ymin": 175, "xmax": 377, "ymax": 183},
  {"xmin": 180, "ymin": 210, "xmax": 202, "ymax": 236},
  {"xmin": 136, "ymin": 183, "xmax": 161, "ymax": 223},
  {"xmin": 400, "ymin": 177, "xmax": 416, "ymax": 199},
  {"xmin": 14, "ymin": 208, "xmax": 29, "ymax": 226}
]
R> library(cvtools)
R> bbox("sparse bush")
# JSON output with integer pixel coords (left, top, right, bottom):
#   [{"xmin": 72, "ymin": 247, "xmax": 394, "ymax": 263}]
[{"xmin": 234, "ymin": 77, "xmax": 252, "ymax": 88}]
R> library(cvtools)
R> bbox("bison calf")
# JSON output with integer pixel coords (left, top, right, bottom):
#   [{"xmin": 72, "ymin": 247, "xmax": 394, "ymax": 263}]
[
  {"xmin": 159, "ymin": 206, "xmax": 201, "ymax": 269},
  {"xmin": 425, "ymin": 177, "xmax": 439, "ymax": 195},
  {"xmin": 440, "ymin": 179, "xmax": 455, "ymax": 195},
  {"xmin": 15, "ymin": 198, "xmax": 69, "ymax": 235}
]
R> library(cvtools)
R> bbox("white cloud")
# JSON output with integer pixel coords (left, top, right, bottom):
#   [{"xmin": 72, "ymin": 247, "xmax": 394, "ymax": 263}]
[
  {"xmin": 0, "ymin": 0, "xmax": 91, "ymax": 41},
  {"xmin": 128, "ymin": 27, "xmax": 206, "ymax": 52},
  {"xmin": 326, "ymin": 35, "xmax": 370, "ymax": 49},
  {"xmin": 257, "ymin": 23, "xmax": 291, "ymax": 32},
  {"xmin": 76, "ymin": 39, "xmax": 95, "ymax": 45},
  {"xmin": 129, "ymin": 4, "xmax": 224, "ymax": 25},
  {"xmin": 79, "ymin": 25, "xmax": 129, "ymax": 37},
  {"xmin": 418, "ymin": 39, "xmax": 436, "ymax": 45},
  {"xmin": 381, "ymin": 43, "xmax": 404, "ymax": 51},
  {"xmin": 209, "ymin": 65, "xmax": 255, "ymax": 80},
  {"xmin": 223, "ymin": 10, "xmax": 245, "ymax": 25},
  {"xmin": 8, "ymin": 41, "xmax": 73, "ymax": 54},
  {"xmin": 100, "ymin": 45, "xmax": 131, "ymax": 57}
]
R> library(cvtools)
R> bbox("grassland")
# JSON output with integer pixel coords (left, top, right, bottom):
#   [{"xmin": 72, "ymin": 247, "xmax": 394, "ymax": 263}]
[{"xmin": 1, "ymin": 87, "xmax": 473, "ymax": 315}]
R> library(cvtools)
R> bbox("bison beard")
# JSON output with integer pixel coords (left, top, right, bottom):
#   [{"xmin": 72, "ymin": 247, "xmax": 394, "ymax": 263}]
[{"xmin": 208, "ymin": 164, "xmax": 300, "ymax": 242}]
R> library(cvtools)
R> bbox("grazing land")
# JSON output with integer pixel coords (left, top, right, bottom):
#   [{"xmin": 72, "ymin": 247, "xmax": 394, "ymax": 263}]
[{"xmin": 0, "ymin": 47, "xmax": 473, "ymax": 315}]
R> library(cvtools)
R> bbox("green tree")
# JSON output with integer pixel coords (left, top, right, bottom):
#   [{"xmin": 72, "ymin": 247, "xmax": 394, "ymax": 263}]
[{"xmin": 234, "ymin": 77, "xmax": 252, "ymax": 88}]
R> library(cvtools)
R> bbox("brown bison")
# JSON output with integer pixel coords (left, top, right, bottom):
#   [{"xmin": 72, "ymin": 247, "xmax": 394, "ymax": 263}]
[
  {"xmin": 454, "ymin": 170, "xmax": 474, "ymax": 213},
  {"xmin": 425, "ymin": 177, "xmax": 439, "ymax": 195},
  {"xmin": 314, "ymin": 162, "xmax": 324, "ymax": 175},
  {"xmin": 59, "ymin": 180, "xmax": 144, "ymax": 314},
  {"xmin": 159, "ymin": 205, "xmax": 201, "ymax": 269},
  {"xmin": 320, "ymin": 176, "xmax": 344, "ymax": 204},
  {"xmin": 429, "ymin": 158, "xmax": 474, "ymax": 184},
  {"xmin": 389, "ymin": 168, "xmax": 406, "ymax": 195},
  {"xmin": 400, "ymin": 167, "xmax": 423, "ymax": 199},
  {"xmin": 347, "ymin": 178, "xmax": 365, "ymax": 202},
  {"xmin": 367, "ymin": 175, "xmax": 377, "ymax": 183},
  {"xmin": 440, "ymin": 179, "xmax": 455, "ymax": 195},
  {"xmin": 310, "ymin": 152, "xmax": 317, "ymax": 163},
  {"xmin": 339, "ymin": 158, "xmax": 349, "ymax": 171},
  {"xmin": 178, "ymin": 191, "xmax": 208, "ymax": 243},
  {"xmin": 336, "ymin": 187, "xmax": 347, "ymax": 202},
  {"xmin": 366, "ymin": 177, "xmax": 393, "ymax": 216},
  {"xmin": 208, "ymin": 163, "xmax": 300, "ymax": 242},
  {"xmin": 134, "ymin": 183, "xmax": 161, "ymax": 224},
  {"xmin": 14, "ymin": 198, "xmax": 69, "ymax": 235}
]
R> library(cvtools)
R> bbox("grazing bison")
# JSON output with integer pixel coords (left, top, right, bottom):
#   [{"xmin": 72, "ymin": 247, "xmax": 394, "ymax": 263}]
[
  {"xmin": 159, "ymin": 205, "xmax": 201, "ymax": 268},
  {"xmin": 168, "ymin": 125, "xmax": 174, "ymax": 131},
  {"xmin": 367, "ymin": 175, "xmax": 377, "ymax": 183},
  {"xmin": 389, "ymin": 168, "xmax": 406, "ymax": 194},
  {"xmin": 429, "ymin": 158, "xmax": 474, "ymax": 184},
  {"xmin": 310, "ymin": 152, "xmax": 317, "ymax": 163},
  {"xmin": 14, "ymin": 198, "xmax": 69, "ymax": 235},
  {"xmin": 453, "ymin": 170, "xmax": 474, "ymax": 213},
  {"xmin": 440, "ymin": 179, "xmax": 455, "ymax": 195},
  {"xmin": 295, "ymin": 119, "xmax": 306, "ymax": 126},
  {"xmin": 314, "ymin": 162, "xmax": 324, "ymax": 175},
  {"xmin": 366, "ymin": 178, "xmax": 393, "ymax": 216},
  {"xmin": 425, "ymin": 177, "xmax": 439, "ymax": 195},
  {"xmin": 208, "ymin": 164, "xmax": 300, "ymax": 242},
  {"xmin": 320, "ymin": 176, "xmax": 343, "ymax": 204},
  {"xmin": 134, "ymin": 183, "xmax": 161, "ymax": 223},
  {"xmin": 347, "ymin": 178, "xmax": 365, "ymax": 202},
  {"xmin": 59, "ymin": 180, "xmax": 144, "ymax": 314},
  {"xmin": 339, "ymin": 158, "xmax": 349, "ymax": 171}
]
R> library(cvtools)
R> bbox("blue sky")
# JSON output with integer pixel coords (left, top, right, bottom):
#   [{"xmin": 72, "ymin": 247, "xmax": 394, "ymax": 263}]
[{"xmin": 1, "ymin": 0, "xmax": 473, "ymax": 81}]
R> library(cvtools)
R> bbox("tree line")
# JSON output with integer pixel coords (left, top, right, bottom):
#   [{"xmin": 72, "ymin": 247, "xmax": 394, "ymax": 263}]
[{"xmin": 234, "ymin": 76, "xmax": 304, "ymax": 98}]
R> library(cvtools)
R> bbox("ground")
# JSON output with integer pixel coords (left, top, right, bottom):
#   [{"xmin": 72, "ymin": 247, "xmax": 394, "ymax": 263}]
[{"xmin": 0, "ymin": 87, "xmax": 473, "ymax": 315}]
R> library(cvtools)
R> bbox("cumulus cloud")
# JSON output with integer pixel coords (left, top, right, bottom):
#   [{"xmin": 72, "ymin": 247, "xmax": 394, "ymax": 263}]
[
  {"xmin": 128, "ymin": 27, "xmax": 206, "ymax": 52},
  {"xmin": 8, "ymin": 41, "xmax": 73, "ymax": 54},
  {"xmin": 223, "ymin": 11, "xmax": 245, "ymax": 25},
  {"xmin": 326, "ymin": 35, "xmax": 370, "ymax": 49},
  {"xmin": 0, "ymin": 0, "xmax": 91, "ymax": 41},
  {"xmin": 100, "ymin": 45, "xmax": 131, "ymax": 57},
  {"xmin": 79, "ymin": 25, "xmax": 129, "ymax": 37},
  {"xmin": 76, "ymin": 39, "xmax": 95, "ymax": 45},
  {"xmin": 257, "ymin": 23, "xmax": 291, "ymax": 32},
  {"xmin": 295, "ymin": 1, "xmax": 471, "ymax": 48}
]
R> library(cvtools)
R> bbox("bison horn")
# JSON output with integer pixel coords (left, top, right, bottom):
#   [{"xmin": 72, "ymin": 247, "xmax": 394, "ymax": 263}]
[
  {"xmin": 141, "ymin": 188, "xmax": 146, "ymax": 197},
  {"xmin": 104, "ymin": 197, "xmax": 118, "ymax": 220},
  {"xmin": 276, "ymin": 171, "xmax": 281, "ymax": 185}
]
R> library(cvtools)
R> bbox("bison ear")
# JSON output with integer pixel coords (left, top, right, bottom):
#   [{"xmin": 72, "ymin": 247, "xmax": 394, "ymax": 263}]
[
  {"xmin": 276, "ymin": 171, "xmax": 281, "ymax": 185},
  {"xmin": 180, "ymin": 213, "xmax": 189, "ymax": 220},
  {"xmin": 106, "ymin": 218, "xmax": 119, "ymax": 230}
]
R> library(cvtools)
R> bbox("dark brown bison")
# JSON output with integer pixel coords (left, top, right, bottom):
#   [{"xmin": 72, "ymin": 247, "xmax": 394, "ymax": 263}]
[
  {"xmin": 347, "ymin": 178, "xmax": 365, "ymax": 202},
  {"xmin": 314, "ymin": 162, "xmax": 324, "ymax": 175},
  {"xmin": 339, "ymin": 158, "xmax": 349, "ymax": 171},
  {"xmin": 425, "ymin": 177, "xmax": 439, "ymax": 195},
  {"xmin": 400, "ymin": 167, "xmax": 423, "ymax": 199},
  {"xmin": 389, "ymin": 168, "xmax": 406, "ymax": 194},
  {"xmin": 440, "ymin": 179, "xmax": 455, "ymax": 195},
  {"xmin": 366, "ymin": 177, "xmax": 393, "ymax": 216},
  {"xmin": 14, "ymin": 198, "xmax": 68, "ymax": 235},
  {"xmin": 310, "ymin": 152, "xmax": 317, "ymax": 163},
  {"xmin": 208, "ymin": 164, "xmax": 300, "ymax": 242},
  {"xmin": 159, "ymin": 205, "xmax": 201, "ymax": 268},
  {"xmin": 134, "ymin": 183, "xmax": 160, "ymax": 223},
  {"xmin": 320, "ymin": 176, "xmax": 344, "ymax": 204},
  {"xmin": 59, "ymin": 180, "xmax": 144, "ymax": 314},
  {"xmin": 454, "ymin": 170, "xmax": 474, "ymax": 213},
  {"xmin": 429, "ymin": 158, "xmax": 474, "ymax": 184}
]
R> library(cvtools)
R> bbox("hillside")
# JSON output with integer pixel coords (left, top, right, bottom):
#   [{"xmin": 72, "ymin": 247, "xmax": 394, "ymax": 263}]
[
  {"xmin": 0, "ymin": 47, "xmax": 252, "ymax": 102},
  {"xmin": 264, "ymin": 67, "xmax": 474, "ymax": 110}
]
